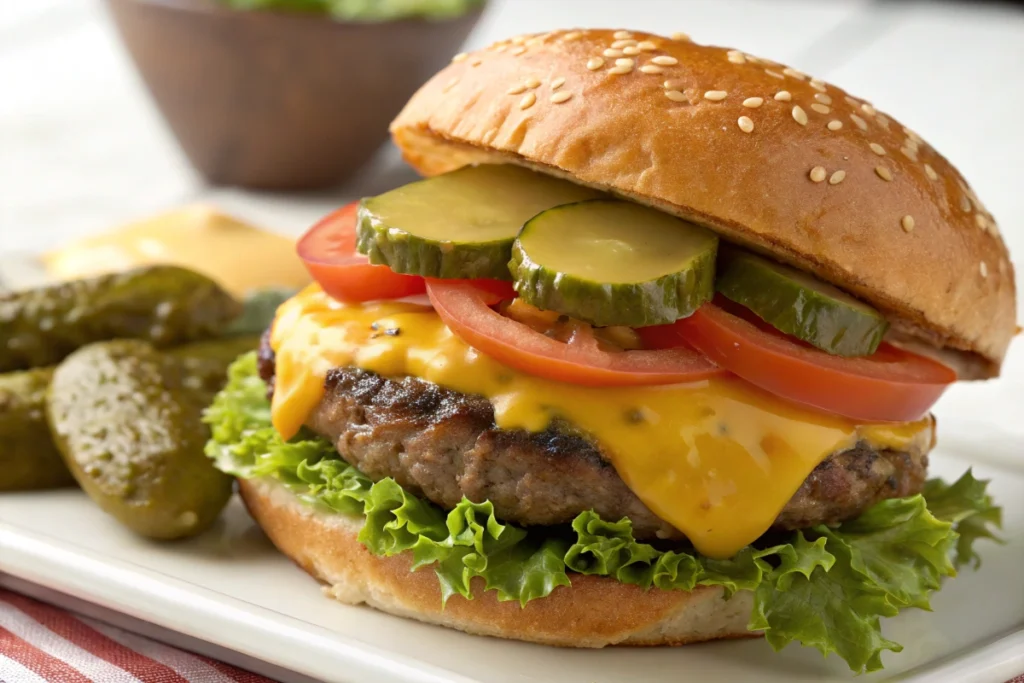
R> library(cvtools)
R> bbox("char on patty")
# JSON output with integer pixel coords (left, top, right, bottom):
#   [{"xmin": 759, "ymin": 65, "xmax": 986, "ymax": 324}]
[{"xmin": 258, "ymin": 338, "xmax": 930, "ymax": 542}]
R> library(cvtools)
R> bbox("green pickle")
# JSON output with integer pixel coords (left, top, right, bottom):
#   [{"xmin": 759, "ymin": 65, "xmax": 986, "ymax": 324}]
[
  {"xmin": 510, "ymin": 200, "xmax": 718, "ymax": 327},
  {"xmin": 716, "ymin": 248, "xmax": 889, "ymax": 357},
  {"xmin": 0, "ymin": 368, "xmax": 76, "ymax": 491},
  {"xmin": 0, "ymin": 265, "xmax": 241, "ymax": 373},
  {"xmin": 358, "ymin": 165, "xmax": 601, "ymax": 279},
  {"xmin": 47, "ymin": 340, "xmax": 234, "ymax": 539}
]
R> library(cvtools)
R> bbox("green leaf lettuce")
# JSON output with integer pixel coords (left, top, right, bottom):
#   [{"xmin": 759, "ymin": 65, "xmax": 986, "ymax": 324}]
[{"xmin": 206, "ymin": 354, "xmax": 1002, "ymax": 674}]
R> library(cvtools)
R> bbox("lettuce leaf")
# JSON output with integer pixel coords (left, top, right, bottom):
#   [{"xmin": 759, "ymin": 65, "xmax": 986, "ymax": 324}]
[{"xmin": 206, "ymin": 354, "xmax": 1002, "ymax": 674}]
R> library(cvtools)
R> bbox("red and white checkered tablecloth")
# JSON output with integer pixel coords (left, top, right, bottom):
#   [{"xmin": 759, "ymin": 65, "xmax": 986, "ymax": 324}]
[
  {"xmin": 0, "ymin": 590, "xmax": 274, "ymax": 683},
  {"xmin": 0, "ymin": 586, "xmax": 1021, "ymax": 683}
]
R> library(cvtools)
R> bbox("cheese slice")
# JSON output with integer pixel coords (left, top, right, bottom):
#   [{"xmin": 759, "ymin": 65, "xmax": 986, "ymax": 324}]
[{"xmin": 271, "ymin": 285, "xmax": 932, "ymax": 559}]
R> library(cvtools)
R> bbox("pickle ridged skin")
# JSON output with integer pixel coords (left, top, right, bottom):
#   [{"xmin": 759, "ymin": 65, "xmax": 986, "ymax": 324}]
[
  {"xmin": 357, "ymin": 164, "xmax": 602, "ymax": 280},
  {"xmin": 509, "ymin": 200, "xmax": 718, "ymax": 327},
  {"xmin": 47, "ymin": 340, "xmax": 233, "ymax": 539},
  {"xmin": 716, "ymin": 249, "xmax": 889, "ymax": 357},
  {"xmin": 0, "ymin": 265, "xmax": 241, "ymax": 373},
  {"xmin": 0, "ymin": 368, "xmax": 75, "ymax": 491}
]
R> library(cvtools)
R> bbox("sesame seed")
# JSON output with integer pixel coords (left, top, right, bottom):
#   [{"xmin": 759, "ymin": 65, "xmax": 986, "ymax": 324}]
[
  {"xmin": 511, "ymin": 46, "xmax": 527, "ymax": 56},
  {"xmin": 640, "ymin": 64, "xmax": 664, "ymax": 74},
  {"xmin": 664, "ymin": 79, "xmax": 685, "ymax": 90},
  {"xmin": 614, "ymin": 30, "xmax": 633, "ymax": 39},
  {"xmin": 900, "ymin": 147, "xmax": 918, "ymax": 161},
  {"xmin": 809, "ymin": 166, "xmax": 827, "ymax": 183},
  {"xmin": 495, "ymin": 45, "xmax": 508, "ymax": 53},
  {"xmin": 525, "ymin": 38, "xmax": 542, "ymax": 47},
  {"xmin": 827, "ymin": 120, "xmax": 843, "ymax": 131},
  {"xmin": 809, "ymin": 79, "xmax": 826, "ymax": 92},
  {"xmin": 902, "ymin": 215, "xmax": 915, "ymax": 232},
  {"xmin": 980, "ymin": 261, "xmax": 988, "ymax": 278},
  {"xmin": 811, "ymin": 103, "xmax": 831, "ymax": 114},
  {"xmin": 814, "ymin": 93, "xmax": 833, "ymax": 105},
  {"xmin": 742, "ymin": 97, "xmax": 764, "ymax": 108},
  {"xmin": 608, "ymin": 65, "xmax": 633, "ymax": 75},
  {"xmin": 550, "ymin": 91, "xmax": 573, "ymax": 104},
  {"xmin": 451, "ymin": 52, "xmax": 468, "ymax": 63},
  {"xmin": 524, "ymin": 77, "xmax": 541, "ymax": 89},
  {"xmin": 975, "ymin": 214, "xmax": 987, "ymax": 230},
  {"xmin": 876, "ymin": 114, "xmax": 891, "ymax": 130},
  {"xmin": 924, "ymin": 164, "xmax": 938, "ymax": 180},
  {"xmin": 850, "ymin": 114, "xmax": 868, "ymax": 131},
  {"xmin": 783, "ymin": 67, "xmax": 806, "ymax": 80},
  {"xmin": 738, "ymin": 116, "xmax": 754, "ymax": 133},
  {"xmin": 603, "ymin": 48, "xmax": 623, "ymax": 58},
  {"xmin": 765, "ymin": 69, "xmax": 785, "ymax": 79},
  {"xmin": 960, "ymin": 195, "xmax": 972, "ymax": 212},
  {"xmin": 551, "ymin": 77, "xmax": 566, "ymax": 90},
  {"xmin": 875, "ymin": 166, "xmax": 893, "ymax": 181},
  {"xmin": 672, "ymin": 32, "xmax": 691, "ymax": 41},
  {"xmin": 774, "ymin": 90, "xmax": 792, "ymax": 101},
  {"xmin": 623, "ymin": 45, "xmax": 641, "ymax": 56},
  {"xmin": 637, "ymin": 41, "xmax": 658, "ymax": 52},
  {"xmin": 904, "ymin": 127, "xmax": 923, "ymax": 143},
  {"xmin": 470, "ymin": 58, "xmax": 482, "ymax": 67},
  {"xmin": 612, "ymin": 39, "xmax": 637, "ymax": 48},
  {"xmin": 792, "ymin": 105, "xmax": 808, "ymax": 126},
  {"xmin": 829, "ymin": 170, "xmax": 846, "ymax": 185},
  {"xmin": 562, "ymin": 31, "xmax": 582, "ymax": 42},
  {"xmin": 727, "ymin": 50, "xmax": 746, "ymax": 64},
  {"xmin": 652, "ymin": 55, "xmax": 679, "ymax": 66},
  {"xmin": 519, "ymin": 92, "xmax": 536, "ymax": 110},
  {"xmin": 664, "ymin": 89, "xmax": 688, "ymax": 103},
  {"xmin": 586, "ymin": 57, "xmax": 605, "ymax": 71},
  {"xmin": 443, "ymin": 77, "xmax": 459, "ymax": 93},
  {"xmin": 506, "ymin": 83, "xmax": 527, "ymax": 95},
  {"xmin": 511, "ymin": 35, "xmax": 527, "ymax": 45},
  {"xmin": 615, "ymin": 58, "xmax": 635, "ymax": 68},
  {"xmin": 869, "ymin": 143, "xmax": 886, "ymax": 156},
  {"xmin": 704, "ymin": 90, "xmax": 728, "ymax": 101},
  {"xmin": 844, "ymin": 96, "xmax": 860, "ymax": 107},
  {"xmin": 861, "ymin": 103, "xmax": 876, "ymax": 116}
]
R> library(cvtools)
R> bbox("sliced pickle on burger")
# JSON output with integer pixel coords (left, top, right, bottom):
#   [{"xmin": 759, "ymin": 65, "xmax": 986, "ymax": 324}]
[
  {"xmin": 716, "ymin": 248, "xmax": 889, "ymax": 356},
  {"xmin": 509, "ymin": 199, "xmax": 718, "ymax": 327},
  {"xmin": 357, "ymin": 164, "xmax": 601, "ymax": 279}
]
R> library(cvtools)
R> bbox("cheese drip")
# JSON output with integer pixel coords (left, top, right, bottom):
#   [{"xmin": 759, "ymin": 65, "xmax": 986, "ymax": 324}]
[{"xmin": 271, "ymin": 285, "xmax": 931, "ymax": 558}]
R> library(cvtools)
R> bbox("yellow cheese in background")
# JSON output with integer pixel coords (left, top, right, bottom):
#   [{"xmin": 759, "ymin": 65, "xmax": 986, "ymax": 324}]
[
  {"xmin": 43, "ymin": 205, "xmax": 311, "ymax": 296},
  {"xmin": 271, "ymin": 285, "xmax": 934, "ymax": 559}
]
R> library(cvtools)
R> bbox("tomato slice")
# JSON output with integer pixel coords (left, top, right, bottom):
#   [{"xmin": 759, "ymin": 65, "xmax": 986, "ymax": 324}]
[
  {"xmin": 426, "ymin": 280, "xmax": 724, "ymax": 387},
  {"xmin": 298, "ymin": 202, "xmax": 427, "ymax": 302},
  {"xmin": 642, "ymin": 299, "xmax": 956, "ymax": 422}
]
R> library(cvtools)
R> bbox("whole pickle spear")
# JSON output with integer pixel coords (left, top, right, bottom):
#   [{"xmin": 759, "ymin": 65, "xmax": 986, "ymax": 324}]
[
  {"xmin": 0, "ymin": 368, "xmax": 75, "ymax": 491},
  {"xmin": 0, "ymin": 265, "xmax": 241, "ymax": 373},
  {"xmin": 47, "ymin": 340, "xmax": 234, "ymax": 539},
  {"xmin": 0, "ymin": 335, "xmax": 259, "ymax": 493}
]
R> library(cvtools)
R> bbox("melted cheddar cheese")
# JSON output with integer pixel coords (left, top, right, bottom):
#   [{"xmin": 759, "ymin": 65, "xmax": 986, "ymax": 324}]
[{"xmin": 271, "ymin": 285, "xmax": 932, "ymax": 559}]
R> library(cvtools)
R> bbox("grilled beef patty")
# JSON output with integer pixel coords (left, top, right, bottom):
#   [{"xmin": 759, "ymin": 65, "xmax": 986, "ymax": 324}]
[{"xmin": 259, "ymin": 338, "xmax": 930, "ymax": 541}]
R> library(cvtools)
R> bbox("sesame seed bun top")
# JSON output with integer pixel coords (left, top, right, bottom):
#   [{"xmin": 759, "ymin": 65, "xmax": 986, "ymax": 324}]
[{"xmin": 390, "ymin": 28, "xmax": 1016, "ymax": 377}]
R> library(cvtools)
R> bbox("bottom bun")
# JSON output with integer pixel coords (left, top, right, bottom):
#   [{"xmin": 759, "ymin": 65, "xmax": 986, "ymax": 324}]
[{"xmin": 239, "ymin": 476, "xmax": 761, "ymax": 647}]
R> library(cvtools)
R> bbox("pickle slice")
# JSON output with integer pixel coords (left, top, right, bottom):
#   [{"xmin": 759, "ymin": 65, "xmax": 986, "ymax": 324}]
[
  {"xmin": 716, "ymin": 249, "xmax": 889, "ymax": 356},
  {"xmin": 509, "ymin": 200, "xmax": 718, "ymax": 327},
  {"xmin": 358, "ymin": 165, "xmax": 601, "ymax": 279}
]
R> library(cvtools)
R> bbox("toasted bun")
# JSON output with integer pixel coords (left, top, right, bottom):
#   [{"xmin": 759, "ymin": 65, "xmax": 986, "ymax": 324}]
[
  {"xmin": 391, "ymin": 29, "xmax": 1016, "ymax": 377},
  {"xmin": 239, "ymin": 476, "xmax": 759, "ymax": 647}
]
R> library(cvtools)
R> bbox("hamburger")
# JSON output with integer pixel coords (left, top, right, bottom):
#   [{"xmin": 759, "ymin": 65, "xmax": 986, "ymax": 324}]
[{"xmin": 205, "ymin": 29, "xmax": 1013, "ymax": 673}]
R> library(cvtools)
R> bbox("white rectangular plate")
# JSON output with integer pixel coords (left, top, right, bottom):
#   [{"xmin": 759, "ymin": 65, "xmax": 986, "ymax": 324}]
[{"xmin": 0, "ymin": 428, "xmax": 1022, "ymax": 683}]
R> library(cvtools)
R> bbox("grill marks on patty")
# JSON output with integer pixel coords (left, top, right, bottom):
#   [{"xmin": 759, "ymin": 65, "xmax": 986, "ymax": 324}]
[{"xmin": 258, "ymin": 338, "xmax": 929, "ymax": 542}]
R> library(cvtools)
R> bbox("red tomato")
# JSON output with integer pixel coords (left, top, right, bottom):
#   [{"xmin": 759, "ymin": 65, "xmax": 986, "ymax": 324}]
[
  {"xmin": 642, "ymin": 299, "xmax": 957, "ymax": 422},
  {"xmin": 426, "ymin": 280, "xmax": 724, "ymax": 387},
  {"xmin": 297, "ymin": 203, "xmax": 426, "ymax": 302}
]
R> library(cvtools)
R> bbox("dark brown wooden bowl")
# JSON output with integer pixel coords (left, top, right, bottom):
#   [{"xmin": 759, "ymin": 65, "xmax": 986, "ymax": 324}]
[{"xmin": 104, "ymin": 0, "xmax": 483, "ymax": 190}]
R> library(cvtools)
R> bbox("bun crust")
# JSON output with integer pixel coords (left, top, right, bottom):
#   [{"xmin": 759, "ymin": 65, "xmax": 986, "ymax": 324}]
[
  {"xmin": 239, "ymin": 477, "xmax": 759, "ymax": 647},
  {"xmin": 390, "ymin": 29, "xmax": 1016, "ymax": 375}
]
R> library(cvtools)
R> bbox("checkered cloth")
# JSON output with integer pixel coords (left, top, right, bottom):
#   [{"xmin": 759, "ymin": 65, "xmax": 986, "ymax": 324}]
[{"xmin": 0, "ymin": 590, "xmax": 273, "ymax": 682}]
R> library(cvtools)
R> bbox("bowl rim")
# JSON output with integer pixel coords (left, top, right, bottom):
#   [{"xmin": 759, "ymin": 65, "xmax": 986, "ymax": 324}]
[{"xmin": 107, "ymin": 0, "xmax": 487, "ymax": 26}]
